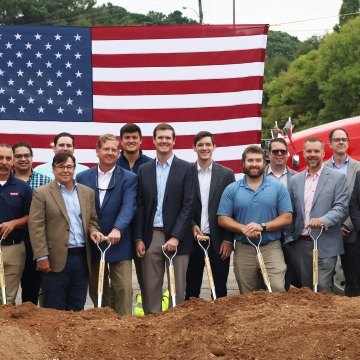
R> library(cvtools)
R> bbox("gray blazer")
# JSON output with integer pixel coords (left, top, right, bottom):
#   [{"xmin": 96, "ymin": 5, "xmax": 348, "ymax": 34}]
[
  {"xmin": 325, "ymin": 156, "xmax": 360, "ymax": 243},
  {"xmin": 285, "ymin": 165, "xmax": 349, "ymax": 258},
  {"xmin": 265, "ymin": 165, "xmax": 297, "ymax": 188},
  {"xmin": 193, "ymin": 162, "xmax": 235, "ymax": 254}
]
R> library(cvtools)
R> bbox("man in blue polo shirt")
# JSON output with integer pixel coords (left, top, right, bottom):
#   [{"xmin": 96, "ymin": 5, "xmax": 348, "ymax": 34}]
[
  {"xmin": 218, "ymin": 145, "xmax": 292, "ymax": 294},
  {"xmin": 0, "ymin": 143, "xmax": 32, "ymax": 304}
]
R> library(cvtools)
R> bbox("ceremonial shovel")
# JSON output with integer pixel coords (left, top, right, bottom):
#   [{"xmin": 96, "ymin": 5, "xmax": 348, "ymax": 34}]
[
  {"xmin": 162, "ymin": 246, "xmax": 177, "ymax": 307},
  {"xmin": 97, "ymin": 238, "xmax": 111, "ymax": 308},
  {"xmin": 0, "ymin": 239, "xmax": 6, "ymax": 305},
  {"xmin": 196, "ymin": 235, "xmax": 217, "ymax": 300},
  {"xmin": 308, "ymin": 226, "xmax": 324, "ymax": 293},
  {"xmin": 246, "ymin": 234, "xmax": 272, "ymax": 292}
]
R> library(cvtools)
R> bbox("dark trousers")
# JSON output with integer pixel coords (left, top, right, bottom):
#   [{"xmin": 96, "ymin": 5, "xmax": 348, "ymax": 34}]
[
  {"xmin": 341, "ymin": 240, "xmax": 360, "ymax": 297},
  {"xmin": 41, "ymin": 253, "xmax": 88, "ymax": 311},
  {"xmin": 185, "ymin": 240, "xmax": 230, "ymax": 299},
  {"xmin": 21, "ymin": 240, "xmax": 41, "ymax": 305}
]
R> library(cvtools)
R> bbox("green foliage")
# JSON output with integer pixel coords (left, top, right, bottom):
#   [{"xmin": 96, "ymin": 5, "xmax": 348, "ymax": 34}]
[
  {"xmin": 339, "ymin": 0, "xmax": 360, "ymax": 27},
  {"xmin": 263, "ymin": 17, "xmax": 360, "ymax": 133}
]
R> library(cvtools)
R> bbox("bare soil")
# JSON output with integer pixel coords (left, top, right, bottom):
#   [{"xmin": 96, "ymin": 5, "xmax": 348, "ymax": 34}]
[{"xmin": 1, "ymin": 288, "xmax": 360, "ymax": 360}]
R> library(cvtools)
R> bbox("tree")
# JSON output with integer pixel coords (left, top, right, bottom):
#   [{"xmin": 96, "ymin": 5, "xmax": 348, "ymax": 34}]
[
  {"xmin": 0, "ymin": 0, "xmax": 96, "ymax": 25},
  {"xmin": 339, "ymin": 0, "xmax": 360, "ymax": 27}
]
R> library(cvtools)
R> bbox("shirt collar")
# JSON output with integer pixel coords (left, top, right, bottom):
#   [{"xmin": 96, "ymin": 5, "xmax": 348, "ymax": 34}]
[
  {"xmin": 306, "ymin": 164, "xmax": 324, "ymax": 178},
  {"xmin": 267, "ymin": 165, "xmax": 287, "ymax": 176},
  {"xmin": 97, "ymin": 164, "xmax": 116, "ymax": 176},
  {"xmin": 57, "ymin": 179, "xmax": 77, "ymax": 191},
  {"xmin": 331, "ymin": 156, "xmax": 349, "ymax": 167},
  {"xmin": 156, "ymin": 153, "xmax": 174, "ymax": 167},
  {"xmin": 197, "ymin": 161, "xmax": 213, "ymax": 173}
]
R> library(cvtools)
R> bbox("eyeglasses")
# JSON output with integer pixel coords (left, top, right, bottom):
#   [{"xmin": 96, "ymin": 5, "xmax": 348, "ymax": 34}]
[
  {"xmin": 96, "ymin": 173, "xmax": 116, "ymax": 191},
  {"xmin": 331, "ymin": 138, "xmax": 348, "ymax": 143},
  {"xmin": 14, "ymin": 153, "xmax": 32, "ymax": 159},
  {"xmin": 55, "ymin": 165, "xmax": 75, "ymax": 171},
  {"xmin": 271, "ymin": 149, "xmax": 288, "ymax": 155}
]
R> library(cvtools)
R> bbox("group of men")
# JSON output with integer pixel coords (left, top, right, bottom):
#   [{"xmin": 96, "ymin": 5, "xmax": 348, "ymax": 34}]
[{"xmin": 1, "ymin": 124, "xmax": 360, "ymax": 314}]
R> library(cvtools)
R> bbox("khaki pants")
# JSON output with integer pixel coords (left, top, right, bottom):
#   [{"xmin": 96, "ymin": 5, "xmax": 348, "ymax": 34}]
[
  {"xmin": 89, "ymin": 259, "xmax": 132, "ymax": 315},
  {"xmin": 0, "ymin": 242, "xmax": 26, "ymax": 304},
  {"xmin": 233, "ymin": 240, "xmax": 286, "ymax": 294}
]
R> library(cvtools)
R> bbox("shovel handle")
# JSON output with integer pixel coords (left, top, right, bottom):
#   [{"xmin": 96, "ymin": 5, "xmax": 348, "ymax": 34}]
[
  {"xmin": 313, "ymin": 248, "xmax": 318, "ymax": 292},
  {"xmin": 204, "ymin": 256, "xmax": 216, "ymax": 300},
  {"xmin": 257, "ymin": 252, "xmax": 272, "ymax": 292},
  {"xmin": 0, "ymin": 251, "xmax": 6, "ymax": 305},
  {"xmin": 197, "ymin": 235, "xmax": 210, "ymax": 242},
  {"xmin": 97, "ymin": 259, "xmax": 105, "ymax": 307},
  {"xmin": 168, "ymin": 264, "xmax": 176, "ymax": 306}
]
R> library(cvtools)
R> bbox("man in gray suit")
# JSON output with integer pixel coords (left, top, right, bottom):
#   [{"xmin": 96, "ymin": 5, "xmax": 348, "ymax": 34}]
[
  {"xmin": 185, "ymin": 131, "xmax": 235, "ymax": 299},
  {"xmin": 285, "ymin": 137, "xmax": 349, "ymax": 292},
  {"xmin": 325, "ymin": 128, "xmax": 360, "ymax": 296},
  {"xmin": 265, "ymin": 137, "xmax": 297, "ymax": 290}
]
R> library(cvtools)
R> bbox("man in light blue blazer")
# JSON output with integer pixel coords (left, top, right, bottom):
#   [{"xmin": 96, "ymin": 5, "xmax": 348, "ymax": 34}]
[
  {"xmin": 285, "ymin": 137, "xmax": 348, "ymax": 292},
  {"xmin": 76, "ymin": 134, "xmax": 137, "ymax": 315}
]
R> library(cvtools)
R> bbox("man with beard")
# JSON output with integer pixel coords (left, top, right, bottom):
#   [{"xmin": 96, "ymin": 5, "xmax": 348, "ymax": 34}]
[
  {"xmin": 217, "ymin": 145, "xmax": 292, "ymax": 294},
  {"xmin": 285, "ymin": 137, "xmax": 348, "ymax": 292}
]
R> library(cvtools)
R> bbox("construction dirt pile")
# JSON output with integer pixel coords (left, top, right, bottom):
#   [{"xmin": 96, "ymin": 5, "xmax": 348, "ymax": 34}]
[{"xmin": 1, "ymin": 288, "xmax": 360, "ymax": 360}]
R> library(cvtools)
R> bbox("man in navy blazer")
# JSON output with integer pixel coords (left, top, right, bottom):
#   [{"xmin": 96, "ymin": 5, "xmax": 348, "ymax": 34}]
[
  {"xmin": 285, "ymin": 137, "xmax": 348, "ymax": 292},
  {"xmin": 134, "ymin": 123, "xmax": 197, "ymax": 314},
  {"xmin": 76, "ymin": 134, "xmax": 137, "ymax": 315}
]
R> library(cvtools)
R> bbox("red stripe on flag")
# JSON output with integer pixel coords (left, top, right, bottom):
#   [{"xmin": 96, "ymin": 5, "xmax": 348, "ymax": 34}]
[
  {"xmin": 217, "ymin": 160, "xmax": 243, "ymax": 173},
  {"xmin": 2, "ymin": 131, "xmax": 259, "ymax": 150},
  {"xmin": 93, "ymin": 77, "xmax": 263, "ymax": 96},
  {"xmin": 93, "ymin": 104, "xmax": 262, "ymax": 123},
  {"xmin": 92, "ymin": 49, "xmax": 266, "ymax": 68},
  {"xmin": 92, "ymin": 25, "xmax": 269, "ymax": 40}
]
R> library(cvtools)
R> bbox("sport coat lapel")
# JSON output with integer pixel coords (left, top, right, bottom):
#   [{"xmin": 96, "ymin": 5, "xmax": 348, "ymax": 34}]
[
  {"xmin": 77, "ymin": 185, "xmax": 88, "ymax": 231},
  {"xmin": 347, "ymin": 159, "xmax": 358, "ymax": 188},
  {"xmin": 298, "ymin": 171, "xmax": 306, "ymax": 216},
  {"xmin": 164, "ymin": 156, "xmax": 177, "ymax": 202},
  {"xmin": 49, "ymin": 181, "xmax": 70, "ymax": 225},
  {"xmin": 209, "ymin": 163, "xmax": 220, "ymax": 206},
  {"xmin": 311, "ymin": 167, "xmax": 330, "ymax": 209}
]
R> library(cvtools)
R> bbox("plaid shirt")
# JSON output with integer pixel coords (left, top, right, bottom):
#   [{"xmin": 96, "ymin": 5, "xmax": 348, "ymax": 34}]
[
  {"xmin": 28, "ymin": 170, "xmax": 51, "ymax": 189},
  {"xmin": 12, "ymin": 169, "xmax": 51, "ymax": 189}
]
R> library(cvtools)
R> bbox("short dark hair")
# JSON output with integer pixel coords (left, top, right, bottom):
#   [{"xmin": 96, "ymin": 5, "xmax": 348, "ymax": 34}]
[
  {"xmin": 54, "ymin": 132, "xmax": 75, "ymax": 147},
  {"xmin": 52, "ymin": 153, "xmax": 76, "ymax": 168},
  {"xmin": 304, "ymin": 137, "xmax": 324, "ymax": 150},
  {"xmin": 193, "ymin": 131, "xmax": 215, "ymax": 146},
  {"xmin": 12, "ymin": 142, "xmax": 33, "ymax": 157},
  {"xmin": 242, "ymin": 145, "xmax": 265, "ymax": 163},
  {"xmin": 120, "ymin": 123, "xmax": 142, "ymax": 138},
  {"xmin": 153, "ymin": 123, "xmax": 175, "ymax": 139},
  {"xmin": 268, "ymin": 138, "xmax": 288, "ymax": 152},
  {"xmin": 328, "ymin": 128, "xmax": 349, "ymax": 142}
]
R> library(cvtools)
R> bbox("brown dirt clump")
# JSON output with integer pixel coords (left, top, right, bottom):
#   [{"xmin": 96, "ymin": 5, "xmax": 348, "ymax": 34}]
[{"xmin": 1, "ymin": 288, "xmax": 360, "ymax": 359}]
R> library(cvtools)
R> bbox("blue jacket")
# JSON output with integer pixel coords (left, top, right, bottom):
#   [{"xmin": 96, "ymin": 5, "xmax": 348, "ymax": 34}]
[{"xmin": 76, "ymin": 166, "xmax": 137, "ymax": 263}]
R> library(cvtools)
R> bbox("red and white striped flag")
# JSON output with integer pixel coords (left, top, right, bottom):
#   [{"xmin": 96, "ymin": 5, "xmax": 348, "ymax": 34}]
[{"xmin": 0, "ymin": 24, "xmax": 268, "ymax": 175}]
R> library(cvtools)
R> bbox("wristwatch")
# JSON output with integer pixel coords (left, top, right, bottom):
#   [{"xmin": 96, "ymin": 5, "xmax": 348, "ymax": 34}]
[{"xmin": 260, "ymin": 222, "xmax": 267, "ymax": 232}]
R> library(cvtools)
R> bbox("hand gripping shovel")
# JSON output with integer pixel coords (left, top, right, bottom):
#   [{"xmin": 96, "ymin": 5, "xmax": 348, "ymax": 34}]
[
  {"xmin": 308, "ymin": 226, "xmax": 324, "ymax": 293},
  {"xmin": 246, "ymin": 234, "xmax": 272, "ymax": 292},
  {"xmin": 97, "ymin": 239, "xmax": 111, "ymax": 308},
  {"xmin": 0, "ymin": 239, "xmax": 6, "ymax": 305},
  {"xmin": 162, "ymin": 246, "xmax": 177, "ymax": 307},
  {"xmin": 197, "ymin": 235, "xmax": 216, "ymax": 300}
]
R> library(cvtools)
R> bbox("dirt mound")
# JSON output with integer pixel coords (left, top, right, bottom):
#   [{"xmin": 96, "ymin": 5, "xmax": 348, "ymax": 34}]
[{"xmin": 1, "ymin": 288, "xmax": 360, "ymax": 359}]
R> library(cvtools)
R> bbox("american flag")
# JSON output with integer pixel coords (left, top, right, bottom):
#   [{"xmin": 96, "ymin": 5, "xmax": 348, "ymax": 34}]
[{"xmin": 0, "ymin": 25, "xmax": 268, "ymax": 175}]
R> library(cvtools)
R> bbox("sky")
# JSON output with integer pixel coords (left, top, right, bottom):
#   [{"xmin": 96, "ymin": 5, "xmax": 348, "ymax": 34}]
[{"xmin": 96, "ymin": 0, "xmax": 343, "ymax": 41}]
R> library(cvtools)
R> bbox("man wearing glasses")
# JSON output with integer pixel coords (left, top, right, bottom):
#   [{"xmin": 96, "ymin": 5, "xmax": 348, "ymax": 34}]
[
  {"xmin": 325, "ymin": 128, "xmax": 360, "ymax": 296},
  {"xmin": 12, "ymin": 142, "xmax": 51, "ymax": 305},
  {"xmin": 29, "ymin": 153, "xmax": 103, "ymax": 311},
  {"xmin": 76, "ymin": 134, "xmax": 137, "ymax": 315},
  {"xmin": 265, "ymin": 138, "xmax": 297, "ymax": 290}
]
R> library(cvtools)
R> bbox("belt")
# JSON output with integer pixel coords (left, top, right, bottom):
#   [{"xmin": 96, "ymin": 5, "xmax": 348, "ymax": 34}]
[
  {"xmin": 153, "ymin": 227, "xmax": 164, "ymax": 232},
  {"xmin": 67, "ymin": 247, "xmax": 86, "ymax": 255},
  {"xmin": 241, "ymin": 241, "xmax": 269, "ymax": 247},
  {"xmin": 299, "ymin": 235, "xmax": 312, "ymax": 241},
  {"xmin": 0, "ymin": 238, "xmax": 23, "ymax": 246}
]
